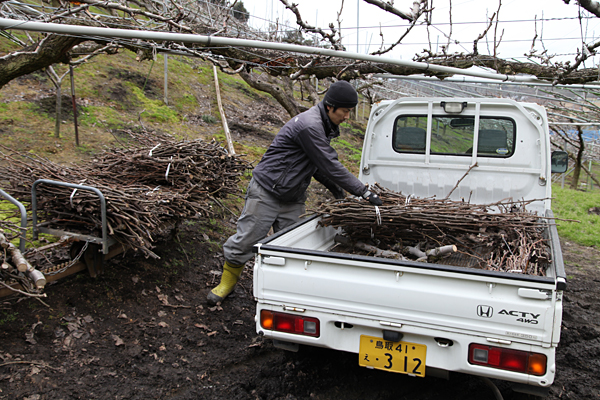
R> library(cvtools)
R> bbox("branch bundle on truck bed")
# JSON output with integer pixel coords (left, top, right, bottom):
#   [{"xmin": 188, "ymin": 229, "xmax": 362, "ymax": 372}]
[
  {"xmin": 0, "ymin": 139, "xmax": 251, "ymax": 258},
  {"xmin": 314, "ymin": 184, "xmax": 552, "ymax": 276}
]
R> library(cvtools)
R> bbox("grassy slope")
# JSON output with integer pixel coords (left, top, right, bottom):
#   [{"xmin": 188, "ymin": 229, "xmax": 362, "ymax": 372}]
[
  {"xmin": 552, "ymin": 184, "xmax": 600, "ymax": 247},
  {"xmin": 0, "ymin": 45, "xmax": 368, "ymax": 227},
  {"xmin": 10, "ymin": 55, "xmax": 251, "ymax": 144}
]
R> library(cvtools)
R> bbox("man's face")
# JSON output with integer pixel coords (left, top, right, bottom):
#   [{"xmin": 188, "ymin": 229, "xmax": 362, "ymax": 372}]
[{"xmin": 327, "ymin": 106, "xmax": 352, "ymax": 126}]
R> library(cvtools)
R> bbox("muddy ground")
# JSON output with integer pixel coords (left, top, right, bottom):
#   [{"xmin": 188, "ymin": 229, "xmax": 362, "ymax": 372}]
[{"xmin": 0, "ymin": 217, "xmax": 599, "ymax": 400}]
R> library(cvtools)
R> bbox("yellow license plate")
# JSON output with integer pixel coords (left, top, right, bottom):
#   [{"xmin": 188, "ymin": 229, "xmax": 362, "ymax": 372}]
[{"xmin": 359, "ymin": 335, "xmax": 426, "ymax": 377}]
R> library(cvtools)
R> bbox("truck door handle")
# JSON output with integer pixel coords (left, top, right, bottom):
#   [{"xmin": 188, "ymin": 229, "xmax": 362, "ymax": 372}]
[
  {"xmin": 262, "ymin": 256, "xmax": 286, "ymax": 266},
  {"xmin": 517, "ymin": 288, "xmax": 550, "ymax": 300}
]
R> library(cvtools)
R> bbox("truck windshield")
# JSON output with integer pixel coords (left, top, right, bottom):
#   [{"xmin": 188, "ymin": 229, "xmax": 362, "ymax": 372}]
[{"xmin": 392, "ymin": 115, "xmax": 516, "ymax": 157}]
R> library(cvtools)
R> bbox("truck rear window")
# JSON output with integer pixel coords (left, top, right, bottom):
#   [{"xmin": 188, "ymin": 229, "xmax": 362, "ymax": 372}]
[{"xmin": 392, "ymin": 115, "xmax": 516, "ymax": 157}]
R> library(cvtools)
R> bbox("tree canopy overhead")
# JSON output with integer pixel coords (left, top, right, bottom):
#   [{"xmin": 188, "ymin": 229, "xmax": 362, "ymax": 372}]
[{"xmin": 2, "ymin": 0, "xmax": 600, "ymax": 117}]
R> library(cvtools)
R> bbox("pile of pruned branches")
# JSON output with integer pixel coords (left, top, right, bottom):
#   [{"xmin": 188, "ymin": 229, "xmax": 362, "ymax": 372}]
[
  {"xmin": 314, "ymin": 184, "xmax": 552, "ymax": 276},
  {"xmin": 0, "ymin": 138, "xmax": 251, "ymax": 258}
]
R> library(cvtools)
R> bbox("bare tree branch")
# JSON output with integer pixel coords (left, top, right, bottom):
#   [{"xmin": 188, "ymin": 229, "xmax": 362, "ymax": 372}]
[
  {"xmin": 362, "ymin": 0, "xmax": 418, "ymax": 21},
  {"xmin": 493, "ymin": 0, "xmax": 503, "ymax": 60},
  {"xmin": 238, "ymin": 70, "xmax": 303, "ymax": 117},
  {"xmin": 371, "ymin": 17, "xmax": 420, "ymax": 56},
  {"xmin": 0, "ymin": 33, "xmax": 85, "ymax": 88},
  {"xmin": 569, "ymin": 0, "xmax": 600, "ymax": 17},
  {"xmin": 473, "ymin": 11, "xmax": 496, "ymax": 55},
  {"xmin": 278, "ymin": 0, "xmax": 343, "ymax": 50}
]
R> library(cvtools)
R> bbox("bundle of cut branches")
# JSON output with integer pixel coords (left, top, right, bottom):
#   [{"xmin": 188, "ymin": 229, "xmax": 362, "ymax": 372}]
[
  {"xmin": 108, "ymin": 128, "xmax": 178, "ymax": 148},
  {"xmin": 313, "ymin": 184, "xmax": 552, "ymax": 276},
  {"xmin": 0, "ymin": 139, "xmax": 251, "ymax": 258}
]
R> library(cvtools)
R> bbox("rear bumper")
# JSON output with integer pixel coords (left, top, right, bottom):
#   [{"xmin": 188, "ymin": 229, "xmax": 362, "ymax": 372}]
[{"xmin": 255, "ymin": 302, "xmax": 556, "ymax": 388}]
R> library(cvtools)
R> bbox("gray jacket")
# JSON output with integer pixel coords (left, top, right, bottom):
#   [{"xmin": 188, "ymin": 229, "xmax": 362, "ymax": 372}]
[{"xmin": 252, "ymin": 102, "xmax": 367, "ymax": 202}]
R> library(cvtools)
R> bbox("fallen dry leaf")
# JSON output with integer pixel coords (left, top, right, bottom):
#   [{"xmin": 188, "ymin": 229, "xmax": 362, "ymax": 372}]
[
  {"xmin": 157, "ymin": 294, "xmax": 169, "ymax": 305},
  {"xmin": 72, "ymin": 331, "xmax": 85, "ymax": 339},
  {"xmin": 112, "ymin": 335, "xmax": 124, "ymax": 346},
  {"xmin": 25, "ymin": 322, "xmax": 42, "ymax": 345}
]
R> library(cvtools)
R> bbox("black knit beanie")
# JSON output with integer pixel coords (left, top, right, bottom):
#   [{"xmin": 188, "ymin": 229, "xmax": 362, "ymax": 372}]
[{"xmin": 323, "ymin": 81, "xmax": 358, "ymax": 108}]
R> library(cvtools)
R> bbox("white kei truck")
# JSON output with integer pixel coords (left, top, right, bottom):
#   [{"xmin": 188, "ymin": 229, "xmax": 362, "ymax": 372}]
[{"xmin": 252, "ymin": 97, "xmax": 569, "ymax": 397}]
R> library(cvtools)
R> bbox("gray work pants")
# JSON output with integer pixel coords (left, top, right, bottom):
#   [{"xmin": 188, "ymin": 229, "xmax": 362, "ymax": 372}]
[{"xmin": 223, "ymin": 178, "xmax": 306, "ymax": 265}]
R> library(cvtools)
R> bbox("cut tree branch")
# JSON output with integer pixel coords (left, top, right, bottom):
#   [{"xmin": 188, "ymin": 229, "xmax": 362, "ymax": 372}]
[{"xmin": 362, "ymin": 0, "xmax": 418, "ymax": 21}]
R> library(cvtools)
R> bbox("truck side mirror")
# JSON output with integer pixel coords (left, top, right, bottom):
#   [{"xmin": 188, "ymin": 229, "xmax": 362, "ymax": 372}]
[{"xmin": 551, "ymin": 150, "xmax": 568, "ymax": 174}]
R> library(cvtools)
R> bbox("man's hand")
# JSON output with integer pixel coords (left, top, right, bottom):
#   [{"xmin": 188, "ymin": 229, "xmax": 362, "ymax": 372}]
[{"xmin": 362, "ymin": 190, "xmax": 382, "ymax": 206}]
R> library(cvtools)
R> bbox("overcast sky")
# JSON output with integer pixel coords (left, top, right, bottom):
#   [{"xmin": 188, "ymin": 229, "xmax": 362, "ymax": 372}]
[{"xmin": 241, "ymin": 0, "xmax": 600, "ymax": 67}]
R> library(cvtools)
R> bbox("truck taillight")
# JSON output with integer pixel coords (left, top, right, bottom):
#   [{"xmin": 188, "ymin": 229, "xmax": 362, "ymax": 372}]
[
  {"xmin": 468, "ymin": 344, "xmax": 547, "ymax": 376},
  {"xmin": 260, "ymin": 310, "xmax": 320, "ymax": 337}
]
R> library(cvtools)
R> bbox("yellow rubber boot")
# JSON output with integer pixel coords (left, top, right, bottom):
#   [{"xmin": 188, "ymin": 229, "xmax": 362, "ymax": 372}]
[{"xmin": 207, "ymin": 261, "xmax": 244, "ymax": 305}]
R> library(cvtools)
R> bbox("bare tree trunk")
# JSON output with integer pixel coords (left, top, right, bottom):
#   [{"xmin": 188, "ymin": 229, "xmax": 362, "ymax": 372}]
[
  {"xmin": 0, "ymin": 34, "xmax": 83, "ymax": 89},
  {"xmin": 238, "ymin": 70, "xmax": 303, "ymax": 118},
  {"xmin": 55, "ymin": 84, "xmax": 62, "ymax": 138},
  {"xmin": 571, "ymin": 127, "xmax": 585, "ymax": 190},
  {"xmin": 46, "ymin": 66, "xmax": 64, "ymax": 139},
  {"xmin": 301, "ymin": 79, "xmax": 320, "ymax": 106}
]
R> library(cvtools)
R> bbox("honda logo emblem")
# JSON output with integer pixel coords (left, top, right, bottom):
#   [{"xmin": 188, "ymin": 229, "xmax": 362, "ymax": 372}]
[{"xmin": 477, "ymin": 305, "xmax": 493, "ymax": 318}]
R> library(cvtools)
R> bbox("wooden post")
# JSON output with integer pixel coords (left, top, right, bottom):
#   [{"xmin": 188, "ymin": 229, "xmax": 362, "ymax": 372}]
[
  {"xmin": 562, "ymin": 138, "xmax": 567, "ymax": 188},
  {"xmin": 589, "ymin": 159, "xmax": 593, "ymax": 191},
  {"xmin": 164, "ymin": 54, "xmax": 169, "ymax": 105},
  {"xmin": 212, "ymin": 65, "xmax": 235, "ymax": 155},
  {"xmin": 361, "ymin": 99, "xmax": 364, "ymax": 121},
  {"xmin": 70, "ymin": 65, "xmax": 80, "ymax": 146},
  {"xmin": 54, "ymin": 81, "xmax": 61, "ymax": 138}
]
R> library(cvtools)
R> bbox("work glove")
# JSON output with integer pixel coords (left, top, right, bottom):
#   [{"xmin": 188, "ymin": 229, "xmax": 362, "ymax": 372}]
[{"xmin": 362, "ymin": 190, "xmax": 382, "ymax": 206}]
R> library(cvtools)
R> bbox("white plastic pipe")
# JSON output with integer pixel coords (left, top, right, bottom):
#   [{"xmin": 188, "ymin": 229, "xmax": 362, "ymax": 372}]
[{"xmin": 0, "ymin": 17, "xmax": 545, "ymax": 84}]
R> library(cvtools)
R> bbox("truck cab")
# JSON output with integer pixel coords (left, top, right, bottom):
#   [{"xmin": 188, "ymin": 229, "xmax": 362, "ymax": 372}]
[{"xmin": 360, "ymin": 98, "xmax": 560, "ymax": 214}]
